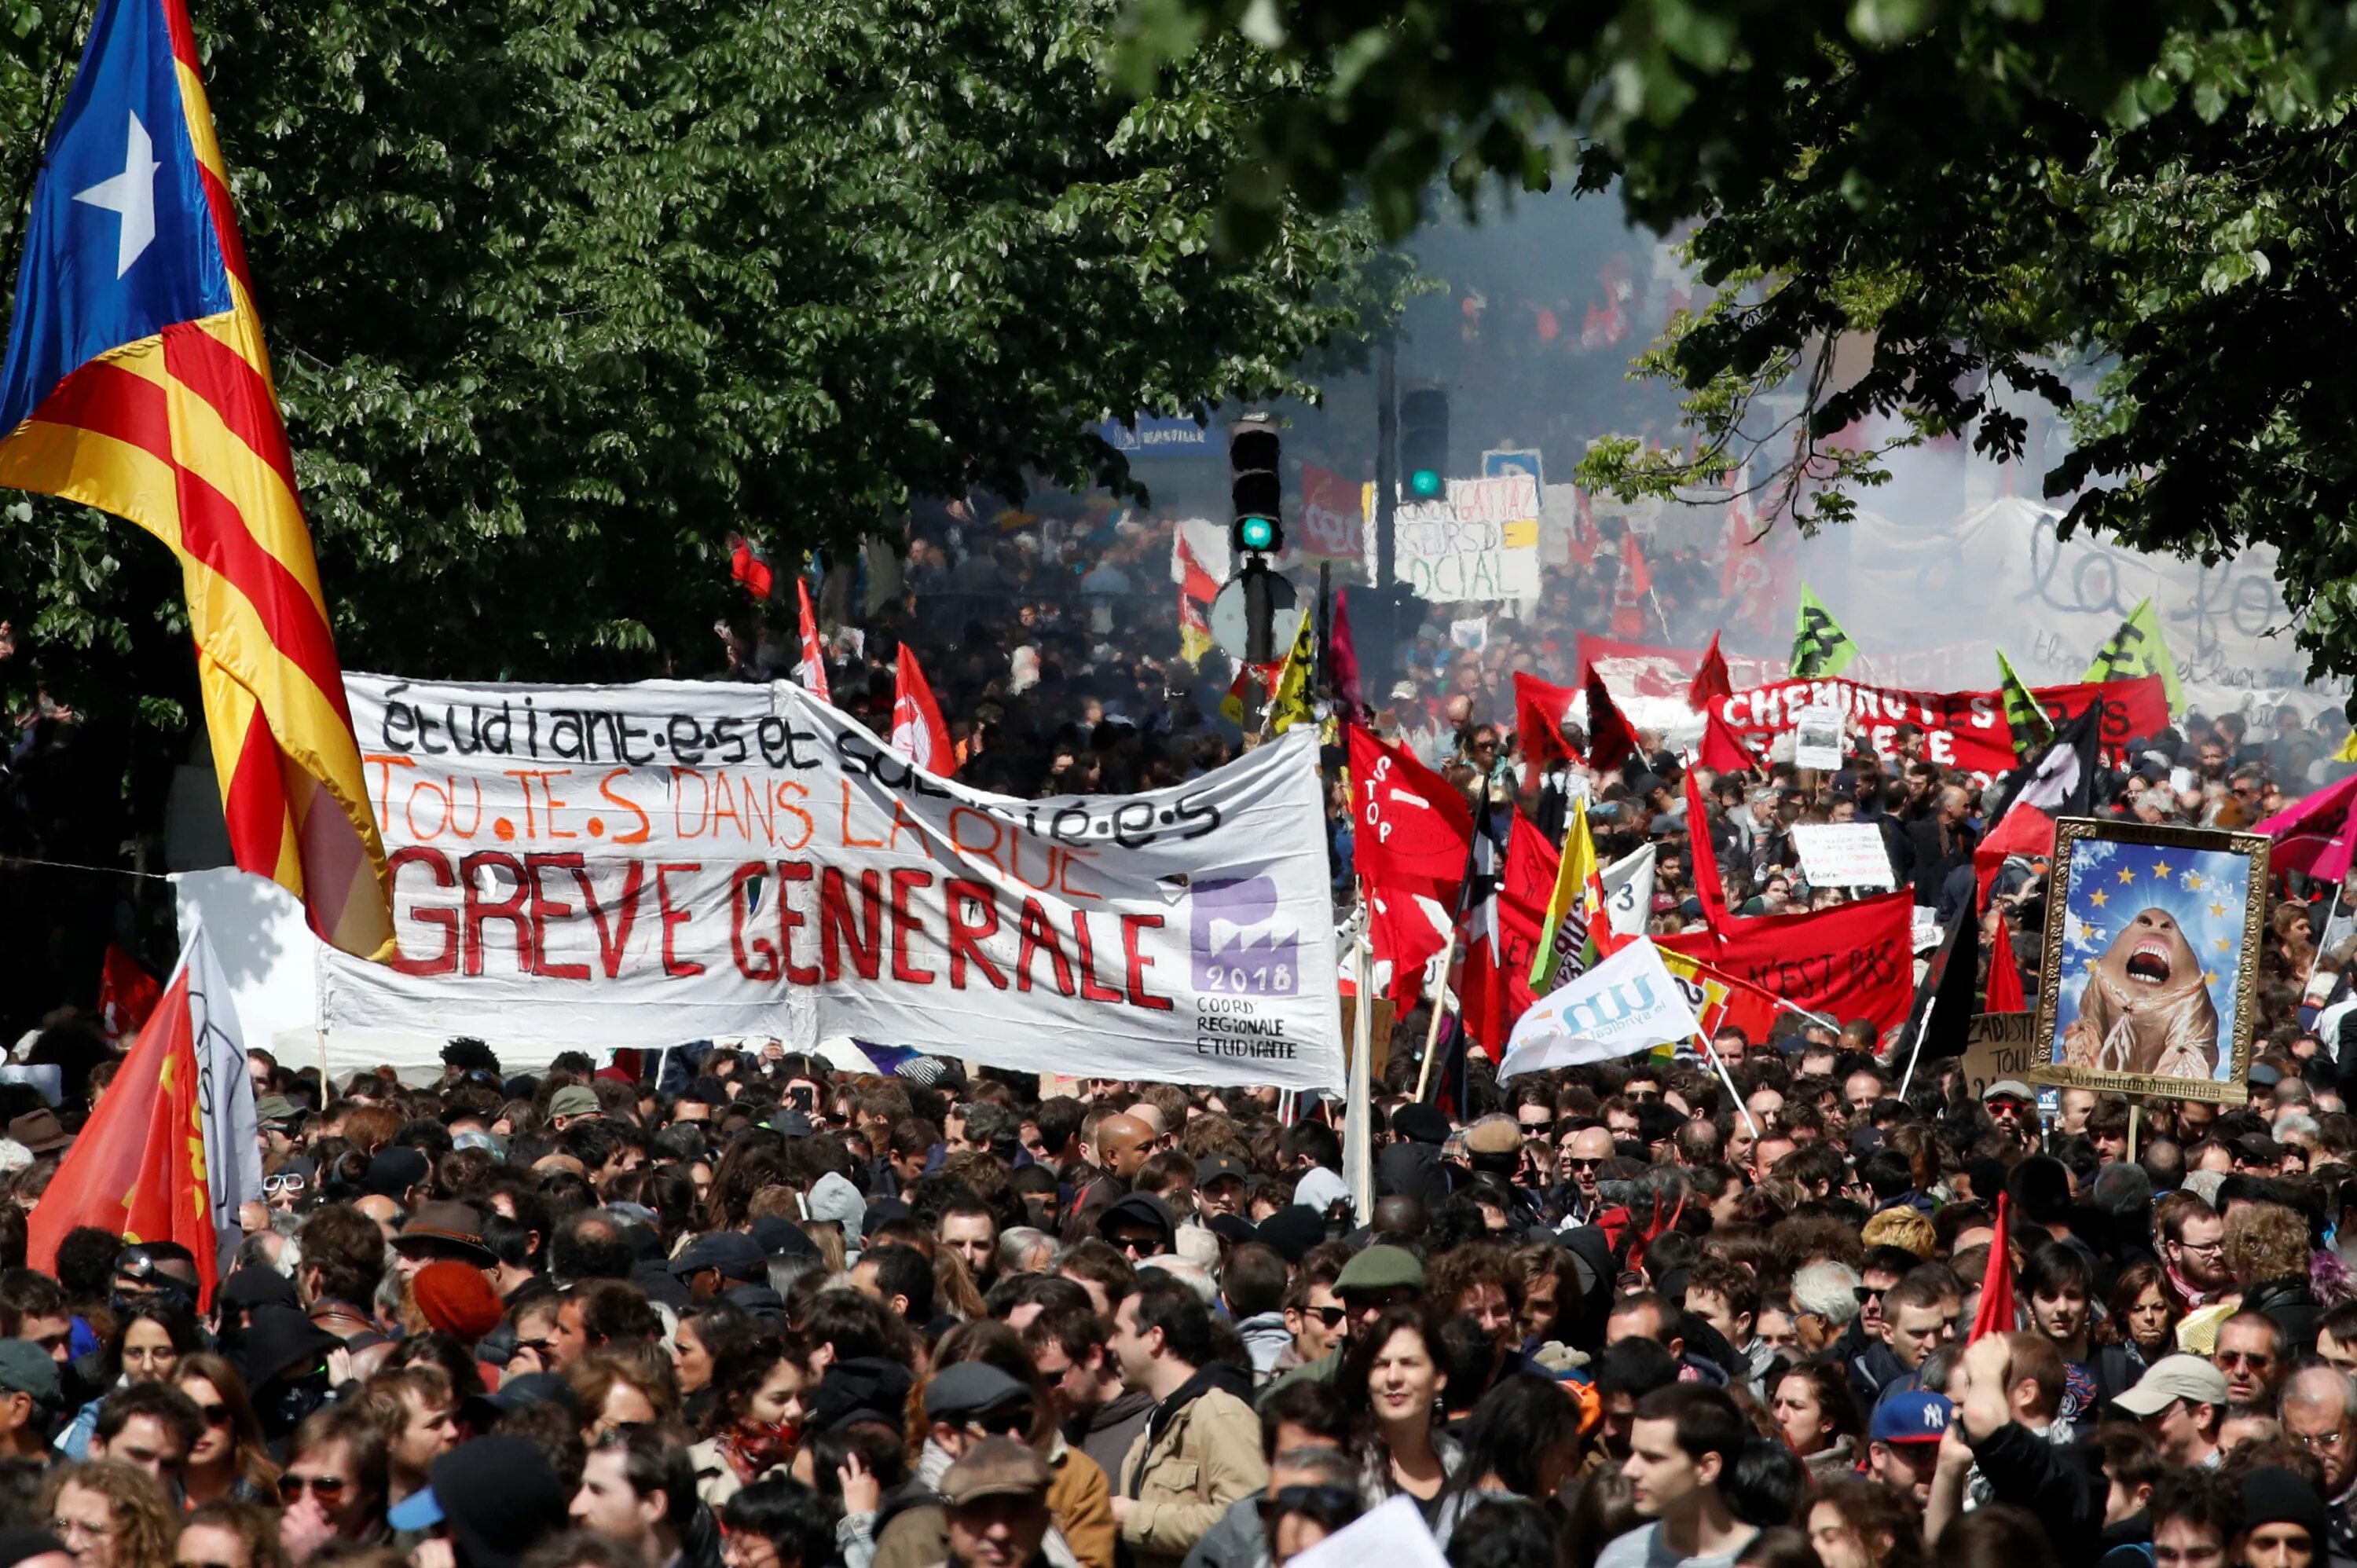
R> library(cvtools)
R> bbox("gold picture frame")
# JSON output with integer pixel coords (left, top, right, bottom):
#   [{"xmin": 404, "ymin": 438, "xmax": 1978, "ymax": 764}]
[{"xmin": 2027, "ymin": 817, "xmax": 2267, "ymax": 1105}]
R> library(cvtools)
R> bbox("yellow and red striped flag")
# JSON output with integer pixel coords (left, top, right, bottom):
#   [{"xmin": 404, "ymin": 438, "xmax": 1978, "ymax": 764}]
[{"xmin": 0, "ymin": 0, "xmax": 391, "ymax": 958}]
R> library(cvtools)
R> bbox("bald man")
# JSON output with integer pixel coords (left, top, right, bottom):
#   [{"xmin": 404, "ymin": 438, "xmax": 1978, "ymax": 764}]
[
  {"xmin": 1069, "ymin": 1113, "xmax": 1157, "ymax": 1234},
  {"xmin": 1563, "ymin": 1127, "xmax": 1614, "ymax": 1224},
  {"xmin": 1126, "ymin": 1102, "xmax": 1171, "ymax": 1149}
]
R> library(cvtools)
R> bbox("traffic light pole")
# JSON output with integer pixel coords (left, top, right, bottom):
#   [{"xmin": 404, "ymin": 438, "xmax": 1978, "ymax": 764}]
[
  {"xmin": 1242, "ymin": 555, "xmax": 1276, "ymax": 665},
  {"xmin": 1375, "ymin": 343, "xmax": 1397, "ymax": 590}
]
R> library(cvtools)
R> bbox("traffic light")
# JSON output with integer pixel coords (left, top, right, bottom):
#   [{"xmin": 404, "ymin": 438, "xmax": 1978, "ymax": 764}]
[
  {"xmin": 1398, "ymin": 388, "xmax": 1449, "ymax": 500},
  {"xmin": 1230, "ymin": 415, "xmax": 1282, "ymax": 556}
]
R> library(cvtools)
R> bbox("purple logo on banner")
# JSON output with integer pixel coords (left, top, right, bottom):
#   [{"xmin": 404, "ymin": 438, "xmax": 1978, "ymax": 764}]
[{"xmin": 1189, "ymin": 876, "xmax": 1298, "ymax": 995}]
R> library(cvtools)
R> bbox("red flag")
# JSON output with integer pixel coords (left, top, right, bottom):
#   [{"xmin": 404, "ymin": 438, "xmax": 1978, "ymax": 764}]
[
  {"xmin": 728, "ymin": 535, "xmax": 775, "ymax": 602},
  {"xmin": 1458, "ymin": 815, "xmax": 1557, "ymax": 1057},
  {"xmin": 1570, "ymin": 490, "xmax": 1601, "ymax": 569},
  {"xmin": 1661, "ymin": 890, "xmax": 1918, "ymax": 1034},
  {"xmin": 1974, "ymin": 801, "xmax": 2056, "ymax": 911},
  {"xmin": 2256, "ymin": 771, "xmax": 2357, "ymax": 883},
  {"xmin": 1347, "ymin": 725, "xmax": 1473, "ymax": 1004},
  {"xmin": 1970, "ymin": 1192, "xmax": 2016, "ymax": 1343},
  {"xmin": 1685, "ymin": 768, "xmax": 1730, "ymax": 927},
  {"xmin": 1329, "ymin": 590, "xmax": 1364, "ymax": 712},
  {"xmin": 1688, "ymin": 632, "xmax": 1733, "ymax": 709},
  {"xmin": 1611, "ymin": 536, "xmax": 1651, "ymax": 639},
  {"xmin": 1174, "ymin": 533, "xmax": 1222, "ymax": 604},
  {"xmin": 96, "ymin": 944, "xmax": 162, "ymax": 1049},
  {"xmin": 890, "ymin": 645, "xmax": 955, "ymax": 775},
  {"xmin": 1696, "ymin": 707, "xmax": 1757, "ymax": 778},
  {"xmin": 31, "ymin": 961, "xmax": 221, "ymax": 1302},
  {"xmin": 1514, "ymin": 672, "xmax": 1580, "ymax": 771},
  {"xmin": 1584, "ymin": 668, "xmax": 1640, "ymax": 775},
  {"xmin": 1623, "ymin": 532, "xmax": 1653, "ymax": 597},
  {"xmin": 1986, "ymin": 910, "xmax": 2027, "ymax": 1013},
  {"xmin": 794, "ymin": 579, "xmax": 831, "ymax": 702}
]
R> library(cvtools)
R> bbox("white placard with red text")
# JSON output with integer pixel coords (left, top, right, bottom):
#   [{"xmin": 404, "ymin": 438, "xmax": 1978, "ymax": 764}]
[{"xmin": 317, "ymin": 676, "xmax": 1345, "ymax": 1088}]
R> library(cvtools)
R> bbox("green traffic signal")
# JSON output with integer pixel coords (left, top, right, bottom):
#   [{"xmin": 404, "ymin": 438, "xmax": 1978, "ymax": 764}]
[
  {"xmin": 1408, "ymin": 467, "xmax": 1443, "ymax": 499},
  {"xmin": 1237, "ymin": 515, "xmax": 1277, "ymax": 551}
]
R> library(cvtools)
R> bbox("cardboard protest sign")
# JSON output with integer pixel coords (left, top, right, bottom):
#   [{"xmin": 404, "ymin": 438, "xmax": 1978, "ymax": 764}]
[
  {"xmin": 1362, "ymin": 476, "xmax": 1541, "ymax": 601},
  {"xmin": 321, "ymin": 676, "xmax": 1346, "ymax": 1089},
  {"xmin": 1957, "ymin": 1011, "xmax": 2038, "ymax": 1101},
  {"xmin": 2029, "ymin": 818, "xmax": 2266, "ymax": 1105},
  {"xmin": 1792, "ymin": 823, "xmax": 1897, "ymax": 890}
]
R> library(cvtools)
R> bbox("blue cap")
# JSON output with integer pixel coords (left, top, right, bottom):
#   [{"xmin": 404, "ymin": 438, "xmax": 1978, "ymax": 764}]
[
  {"xmin": 387, "ymin": 1489, "xmax": 443, "ymax": 1532},
  {"xmin": 1869, "ymin": 1391, "xmax": 1953, "ymax": 1444}
]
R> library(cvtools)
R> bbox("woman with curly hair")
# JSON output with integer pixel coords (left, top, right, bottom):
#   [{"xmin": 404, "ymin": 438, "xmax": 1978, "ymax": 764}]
[
  {"xmin": 1809, "ymin": 1475, "xmax": 1923, "ymax": 1568},
  {"xmin": 2228, "ymin": 1200, "xmax": 2323, "ymax": 1357},
  {"xmin": 689, "ymin": 1329, "xmax": 809, "ymax": 1509},
  {"xmin": 43, "ymin": 1460, "xmax": 176, "ymax": 1568}
]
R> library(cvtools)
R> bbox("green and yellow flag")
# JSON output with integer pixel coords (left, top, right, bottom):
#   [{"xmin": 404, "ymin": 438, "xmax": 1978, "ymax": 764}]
[
  {"xmin": 1789, "ymin": 584, "xmax": 1860, "ymax": 680},
  {"xmin": 1530, "ymin": 798, "xmax": 1605, "ymax": 993},
  {"xmin": 1996, "ymin": 650, "xmax": 2052, "ymax": 762},
  {"xmin": 1266, "ymin": 606, "xmax": 1318, "ymax": 735},
  {"xmin": 2085, "ymin": 598, "xmax": 2184, "ymax": 715}
]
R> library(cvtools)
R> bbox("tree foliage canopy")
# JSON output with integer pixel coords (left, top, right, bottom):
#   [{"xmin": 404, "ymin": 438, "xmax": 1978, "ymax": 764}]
[
  {"xmin": 1124, "ymin": 0, "xmax": 2357, "ymax": 680},
  {"xmin": 0, "ymin": 0, "xmax": 1406, "ymax": 724}
]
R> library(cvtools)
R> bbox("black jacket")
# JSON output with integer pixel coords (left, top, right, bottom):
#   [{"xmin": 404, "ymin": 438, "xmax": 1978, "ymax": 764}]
[
  {"xmin": 2244, "ymin": 1274, "xmax": 2325, "ymax": 1359},
  {"xmin": 1967, "ymin": 1420, "xmax": 2106, "ymax": 1564}
]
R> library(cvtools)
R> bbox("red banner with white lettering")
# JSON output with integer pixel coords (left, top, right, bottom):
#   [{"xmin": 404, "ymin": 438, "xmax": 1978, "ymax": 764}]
[{"xmin": 1661, "ymin": 889, "xmax": 1916, "ymax": 1035}]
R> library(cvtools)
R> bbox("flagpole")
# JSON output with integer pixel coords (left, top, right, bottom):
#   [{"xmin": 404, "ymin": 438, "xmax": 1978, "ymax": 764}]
[
  {"xmin": 1347, "ymin": 929, "xmax": 1375, "ymax": 1222},
  {"xmin": 1411, "ymin": 929, "xmax": 1460, "ymax": 1103},
  {"xmin": 1897, "ymin": 984, "xmax": 1936, "ymax": 1099},
  {"xmin": 1699, "ymin": 1031, "xmax": 1759, "ymax": 1139}
]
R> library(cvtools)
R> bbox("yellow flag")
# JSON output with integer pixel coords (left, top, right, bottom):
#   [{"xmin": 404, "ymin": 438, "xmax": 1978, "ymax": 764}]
[
  {"xmin": 1530, "ymin": 799, "xmax": 1602, "ymax": 993},
  {"xmin": 1268, "ymin": 607, "xmax": 1318, "ymax": 735},
  {"xmin": 1996, "ymin": 650, "xmax": 2051, "ymax": 762},
  {"xmin": 2085, "ymin": 598, "xmax": 2185, "ymax": 714}
]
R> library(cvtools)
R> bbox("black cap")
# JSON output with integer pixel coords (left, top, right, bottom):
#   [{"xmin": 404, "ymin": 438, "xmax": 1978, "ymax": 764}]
[
  {"xmin": 1206, "ymin": 1213, "xmax": 1257, "ymax": 1245},
  {"xmin": 363, "ymin": 1146, "xmax": 431, "ymax": 1200},
  {"xmin": 1391, "ymin": 1105, "xmax": 1449, "ymax": 1145},
  {"xmin": 1097, "ymin": 1192, "xmax": 1176, "ymax": 1251},
  {"xmin": 1194, "ymin": 1153, "xmax": 1250, "ymax": 1185},
  {"xmin": 751, "ymin": 1215, "xmax": 819, "ymax": 1258},
  {"xmin": 413, "ymin": 1436, "xmax": 569, "ymax": 1568},
  {"xmin": 669, "ymin": 1231, "xmax": 766, "ymax": 1281},
  {"xmin": 812, "ymin": 1357, "xmax": 916, "ymax": 1432},
  {"xmin": 922, "ymin": 1362, "xmax": 1030, "ymax": 1425},
  {"xmin": 237, "ymin": 1304, "xmax": 342, "ymax": 1389},
  {"xmin": 1255, "ymin": 1205, "xmax": 1326, "ymax": 1264}
]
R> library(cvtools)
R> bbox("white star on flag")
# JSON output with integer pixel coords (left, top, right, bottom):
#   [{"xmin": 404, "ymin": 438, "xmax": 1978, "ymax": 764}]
[{"xmin": 74, "ymin": 111, "xmax": 161, "ymax": 278}]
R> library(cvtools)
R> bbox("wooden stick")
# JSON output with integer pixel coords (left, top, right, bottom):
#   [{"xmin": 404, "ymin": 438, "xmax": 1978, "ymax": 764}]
[{"xmin": 1411, "ymin": 927, "xmax": 1461, "ymax": 1104}]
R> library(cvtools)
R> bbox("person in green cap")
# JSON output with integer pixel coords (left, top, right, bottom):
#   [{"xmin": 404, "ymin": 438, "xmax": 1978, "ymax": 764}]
[{"xmin": 1259, "ymin": 1245, "xmax": 1424, "ymax": 1402}]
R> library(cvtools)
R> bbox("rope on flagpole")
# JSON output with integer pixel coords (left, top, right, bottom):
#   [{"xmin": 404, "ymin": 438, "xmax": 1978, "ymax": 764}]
[{"xmin": 0, "ymin": 855, "xmax": 174, "ymax": 883}]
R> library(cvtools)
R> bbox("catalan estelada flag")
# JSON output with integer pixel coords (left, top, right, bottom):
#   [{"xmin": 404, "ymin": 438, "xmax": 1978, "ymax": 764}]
[{"xmin": 0, "ymin": 0, "xmax": 392, "ymax": 958}]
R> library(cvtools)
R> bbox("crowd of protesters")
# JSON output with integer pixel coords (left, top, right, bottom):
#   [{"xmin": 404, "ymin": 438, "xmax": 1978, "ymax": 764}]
[
  {"xmin": 0, "ymin": 954, "xmax": 2352, "ymax": 1568},
  {"xmin": 9, "ymin": 474, "xmax": 2357, "ymax": 1568}
]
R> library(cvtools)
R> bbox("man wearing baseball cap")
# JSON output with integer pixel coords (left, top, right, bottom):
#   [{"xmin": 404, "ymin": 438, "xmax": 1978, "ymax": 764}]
[
  {"xmin": 1193, "ymin": 1156, "xmax": 1250, "ymax": 1222},
  {"xmin": 2113, "ymin": 1353, "xmax": 2229, "ymax": 1469},
  {"xmin": 1864, "ymin": 1390, "xmax": 1951, "ymax": 1504}
]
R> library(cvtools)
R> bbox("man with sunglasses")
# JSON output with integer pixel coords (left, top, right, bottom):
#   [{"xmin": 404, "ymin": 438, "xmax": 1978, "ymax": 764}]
[
  {"xmin": 1559, "ymin": 1127, "xmax": 1615, "ymax": 1227},
  {"xmin": 2212, "ymin": 1313, "xmax": 2288, "ymax": 1408},
  {"xmin": 278, "ymin": 1403, "xmax": 392, "ymax": 1563}
]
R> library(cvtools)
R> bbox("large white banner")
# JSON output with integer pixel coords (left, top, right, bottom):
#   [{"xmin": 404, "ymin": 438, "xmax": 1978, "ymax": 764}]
[{"xmin": 316, "ymin": 676, "xmax": 1344, "ymax": 1089}]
